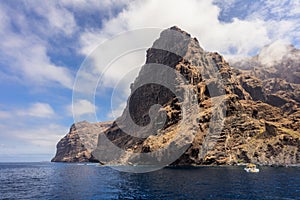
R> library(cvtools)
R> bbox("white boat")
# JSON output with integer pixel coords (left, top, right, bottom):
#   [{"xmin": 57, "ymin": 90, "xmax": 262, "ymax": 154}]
[{"xmin": 244, "ymin": 163, "xmax": 259, "ymax": 173}]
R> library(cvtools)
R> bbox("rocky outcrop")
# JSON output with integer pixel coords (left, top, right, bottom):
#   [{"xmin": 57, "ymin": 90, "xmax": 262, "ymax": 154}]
[
  {"xmin": 231, "ymin": 43, "xmax": 300, "ymax": 111},
  {"xmin": 231, "ymin": 43, "xmax": 300, "ymax": 84},
  {"xmin": 51, "ymin": 121, "xmax": 112, "ymax": 162},
  {"xmin": 53, "ymin": 26, "xmax": 300, "ymax": 166},
  {"xmin": 226, "ymin": 42, "xmax": 300, "ymax": 165}
]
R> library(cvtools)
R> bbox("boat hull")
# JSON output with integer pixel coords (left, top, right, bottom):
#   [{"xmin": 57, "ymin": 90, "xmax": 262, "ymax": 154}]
[{"xmin": 244, "ymin": 167, "xmax": 260, "ymax": 173}]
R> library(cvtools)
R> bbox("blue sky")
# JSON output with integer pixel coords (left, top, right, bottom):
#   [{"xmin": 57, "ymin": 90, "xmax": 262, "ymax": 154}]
[{"xmin": 0, "ymin": 0, "xmax": 299, "ymax": 162}]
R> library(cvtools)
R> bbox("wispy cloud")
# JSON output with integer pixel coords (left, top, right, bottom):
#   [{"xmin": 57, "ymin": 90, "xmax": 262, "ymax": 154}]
[
  {"xmin": 13, "ymin": 123, "xmax": 68, "ymax": 148},
  {"xmin": 0, "ymin": 102, "xmax": 56, "ymax": 119},
  {"xmin": 0, "ymin": 123, "xmax": 69, "ymax": 155},
  {"xmin": 0, "ymin": 2, "xmax": 74, "ymax": 89},
  {"xmin": 214, "ymin": 0, "xmax": 300, "ymax": 49},
  {"xmin": 79, "ymin": 0, "xmax": 272, "ymax": 58},
  {"xmin": 17, "ymin": 103, "xmax": 56, "ymax": 118},
  {"xmin": 0, "ymin": 111, "xmax": 11, "ymax": 119},
  {"xmin": 23, "ymin": 1, "xmax": 77, "ymax": 36},
  {"xmin": 0, "ymin": 1, "xmax": 132, "ymax": 161},
  {"xmin": 70, "ymin": 99, "xmax": 97, "ymax": 122},
  {"xmin": 0, "ymin": 102, "xmax": 69, "ymax": 157},
  {"xmin": 60, "ymin": 0, "xmax": 130, "ymax": 13}
]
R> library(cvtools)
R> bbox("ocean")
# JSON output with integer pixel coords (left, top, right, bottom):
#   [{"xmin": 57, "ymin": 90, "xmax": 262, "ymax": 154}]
[{"xmin": 0, "ymin": 162, "xmax": 299, "ymax": 200}]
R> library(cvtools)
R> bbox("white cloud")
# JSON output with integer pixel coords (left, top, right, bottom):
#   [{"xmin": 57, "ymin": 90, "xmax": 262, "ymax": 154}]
[
  {"xmin": 69, "ymin": 99, "xmax": 99, "ymax": 122},
  {"xmin": 0, "ymin": 123, "xmax": 69, "ymax": 155},
  {"xmin": 5, "ymin": 36, "xmax": 74, "ymax": 88},
  {"xmin": 71, "ymin": 99, "xmax": 96, "ymax": 117},
  {"xmin": 79, "ymin": 0, "xmax": 272, "ymax": 58},
  {"xmin": 79, "ymin": 31, "xmax": 105, "ymax": 55},
  {"xmin": 215, "ymin": 0, "xmax": 300, "ymax": 50},
  {"xmin": 17, "ymin": 103, "xmax": 56, "ymax": 118},
  {"xmin": 23, "ymin": 1, "xmax": 77, "ymax": 36},
  {"xmin": 258, "ymin": 40, "xmax": 291, "ymax": 66},
  {"xmin": 0, "ymin": 103, "xmax": 56, "ymax": 119},
  {"xmin": 258, "ymin": 40, "xmax": 300, "ymax": 66},
  {"xmin": 0, "ymin": 104, "xmax": 68, "ymax": 157},
  {"xmin": 0, "ymin": 111, "xmax": 11, "ymax": 119},
  {"xmin": 289, "ymin": 1, "xmax": 300, "ymax": 16},
  {"xmin": 13, "ymin": 123, "xmax": 67, "ymax": 148},
  {"xmin": 263, "ymin": 0, "xmax": 300, "ymax": 18},
  {"xmin": 99, "ymin": 49, "xmax": 146, "ymax": 88},
  {"xmin": 0, "ymin": 2, "xmax": 74, "ymax": 89}
]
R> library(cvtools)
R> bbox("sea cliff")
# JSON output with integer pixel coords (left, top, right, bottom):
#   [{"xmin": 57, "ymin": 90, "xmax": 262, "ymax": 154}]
[{"xmin": 52, "ymin": 26, "xmax": 300, "ymax": 166}]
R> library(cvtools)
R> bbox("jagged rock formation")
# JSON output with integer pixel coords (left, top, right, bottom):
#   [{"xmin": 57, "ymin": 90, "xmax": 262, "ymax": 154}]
[
  {"xmin": 231, "ymin": 43, "xmax": 300, "ymax": 112},
  {"xmin": 53, "ymin": 26, "xmax": 300, "ymax": 166},
  {"xmin": 231, "ymin": 43, "xmax": 300, "ymax": 84},
  {"xmin": 51, "ymin": 121, "xmax": 112, "ymax": 162}
]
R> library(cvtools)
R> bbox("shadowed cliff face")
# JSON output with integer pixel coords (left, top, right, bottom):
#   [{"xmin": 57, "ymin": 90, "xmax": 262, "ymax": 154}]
[{"xmin": 53, "ymin": 26, "xmax": 300, "ymax": 166}]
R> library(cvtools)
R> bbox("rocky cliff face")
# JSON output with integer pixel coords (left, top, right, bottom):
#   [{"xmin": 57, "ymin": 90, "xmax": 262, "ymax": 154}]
[
  {"xmin": 231, "ymin": 43, "xmax": 300, "ymax": 111},
  {"xmin": 51, "ymin": 121, "xmax": 112, "ymax": 162},
  {"xmin": 53, "ymin": 26, "xmax": 300, "ymax": 166},
  {"xmin": 231, "ymin": 43, "xmax": 300, "ymax": 84}
]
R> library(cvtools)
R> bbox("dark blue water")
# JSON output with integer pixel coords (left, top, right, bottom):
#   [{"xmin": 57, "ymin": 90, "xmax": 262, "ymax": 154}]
[{"xmin": 0, "ymin": 163, "xmax": 299, "ymax": 200}]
